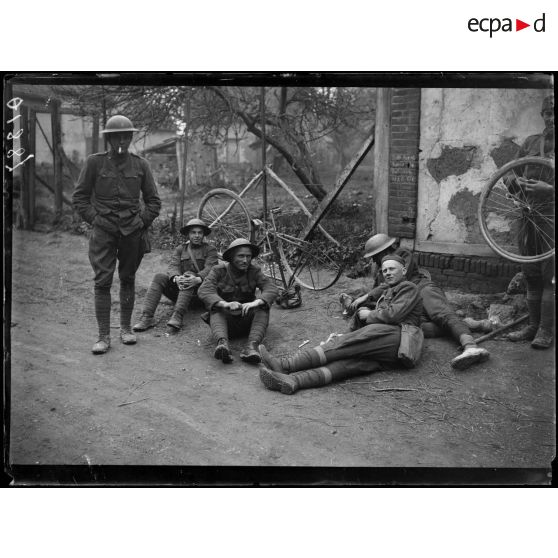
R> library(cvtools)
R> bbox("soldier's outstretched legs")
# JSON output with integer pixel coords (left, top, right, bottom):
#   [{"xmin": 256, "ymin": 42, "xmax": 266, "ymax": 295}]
[{"xmin": 259, "ymin": 359, "xmax": 382, "ymax": 394}]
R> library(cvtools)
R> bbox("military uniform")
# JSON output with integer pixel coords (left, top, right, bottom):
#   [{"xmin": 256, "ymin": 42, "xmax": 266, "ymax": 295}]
[
  {"xmin": 198, "ymin": 261, "xmax": 278, "ymax": 355},
  {"xmin": 259, "ymin": 277, "xmax": 423, "ymax": 394},
  {"xmin": 507, "ymin": 119, "xmax": 555, "ymax": 347},
  {"xmin": 134, "ymin": 241, "xmax": 218, "ymax": 331},
  {"xmin": 73, "ymin": 151, "xmax": 161, "ymax": 346}
]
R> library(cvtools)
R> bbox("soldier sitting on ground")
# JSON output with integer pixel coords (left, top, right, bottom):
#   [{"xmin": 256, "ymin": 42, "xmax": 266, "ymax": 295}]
[
  {"xmin": 133, "ymin": 218, "xmax": 218, "ymax": 332},
  {"xmin": 197, "ymin": 238, "xmax": 279, "ymax": 364},
  {"xmin": 339, "ymin": 233, "xmax": 490, "ymax": 370},
  {"xmin": 259, "ymin": 254, "xmax": 423, "ymax": 395}
]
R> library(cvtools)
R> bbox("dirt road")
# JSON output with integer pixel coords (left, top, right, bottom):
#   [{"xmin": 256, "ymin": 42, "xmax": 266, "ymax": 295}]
[{"xmin": 7, "ymin": 230, "xmax": 555, "ymax": 476}]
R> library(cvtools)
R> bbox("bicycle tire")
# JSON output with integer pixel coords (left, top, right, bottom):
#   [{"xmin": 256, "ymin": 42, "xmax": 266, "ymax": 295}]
[
  {"xmin": 197, "ymin": 188, "xmax": 253, "ymax": 256},
  {"xmin": 478, "ymin": 156, "xmax": 554, "ymax": 264},
  {"xmin": 277, "ymin": 233, "xmax": 344, "ymax": 291}
]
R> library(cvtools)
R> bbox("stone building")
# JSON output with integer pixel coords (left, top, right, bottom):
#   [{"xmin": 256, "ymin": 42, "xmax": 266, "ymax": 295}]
[{"xmin": 373, "ymin": 87, "xmax": 553, "ymax": 293}]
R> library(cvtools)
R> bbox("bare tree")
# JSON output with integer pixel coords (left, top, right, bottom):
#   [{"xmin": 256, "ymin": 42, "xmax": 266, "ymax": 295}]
[{"xmin": 54, "ymin": 85, "xmax": 375, "ymax": 201}]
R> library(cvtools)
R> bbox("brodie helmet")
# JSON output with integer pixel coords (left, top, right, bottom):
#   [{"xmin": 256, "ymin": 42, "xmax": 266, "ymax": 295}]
[
  {"xmin": 363, "ymin": 233, "xmax": 397, "ymax": 259},
  {"xmin": 100, "ymin": 115, "xmax": 139, "ymax": 134},
  {"xmin": 180, "ymin": 218, "xmax": 212, "ymax": 237},
  {"xmin": 222, "ymin": 238, "xmax": 260, "ymax": 262}
]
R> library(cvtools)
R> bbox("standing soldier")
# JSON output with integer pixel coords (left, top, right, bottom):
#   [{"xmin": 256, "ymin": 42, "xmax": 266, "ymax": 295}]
[
  {"xmin": 197, "ymin": 238, "xmax": 278, "ymax": 364},
  {"xmin": 507, "ymin": 95, "xmax": 555, "ymax": 349},
  {"xmin": 133, "ymin": 218, "xmax": 218, "ymax": 332},
  {"xmin": 73, "ymin": 115, "xmax": 161, "ymax": 354}
]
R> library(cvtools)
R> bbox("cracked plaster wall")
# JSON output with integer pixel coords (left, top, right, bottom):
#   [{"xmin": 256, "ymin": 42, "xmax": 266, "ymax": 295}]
[{"xmin": 416, "ymin": 88, "xmax": 549, "ymax": 250}]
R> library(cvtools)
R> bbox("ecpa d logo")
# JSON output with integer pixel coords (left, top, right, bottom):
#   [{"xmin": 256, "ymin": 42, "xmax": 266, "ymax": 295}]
[{"xmin": 468, "ymin": 13, "xmax": 546, "ymax": 37}]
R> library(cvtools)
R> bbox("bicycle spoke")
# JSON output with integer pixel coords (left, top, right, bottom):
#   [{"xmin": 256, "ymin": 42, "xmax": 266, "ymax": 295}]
[{"xmin": 479, "ymin": 156, "xmax": 554, "ymax": 263}]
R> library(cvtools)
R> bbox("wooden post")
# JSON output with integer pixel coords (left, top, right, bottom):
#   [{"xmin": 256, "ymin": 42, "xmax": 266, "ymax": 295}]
[
  {"xmin": 176, "ymin": 137, "xmax": 184, "ymax": 206},
  {"xmin": 260, "ymin": 87, "xmax": 267, "ymax": 224},
  {"xmin": 19, "ymin": 105, "xmax": 30, "ymax": 229},
  {"xmin": 51, "ymin": 99, "xmax": 63, "ymax": 223},
  {"xmin": 373, "ymin": 88, "xmax": 391, "ymax": 235},
  {"xmin": 91, "ymin": 114, "xmax": 99, "ymax": 154},
  {"xmin": 178, "ymin": 95, "xmax": 191, "ymax": 227},
  {"xmin": 28, "ymin": 109, "xmax": 37, "ymax": 227}
]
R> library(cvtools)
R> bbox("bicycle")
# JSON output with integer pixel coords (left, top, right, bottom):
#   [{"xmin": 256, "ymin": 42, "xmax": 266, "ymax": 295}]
[
  {"xmin": 478, "ymin": 156, "xmax": 554, "ymax": 263},
  {"xmin": 197, "ymin": 167, "xmax": 345, "ymax": 301}
]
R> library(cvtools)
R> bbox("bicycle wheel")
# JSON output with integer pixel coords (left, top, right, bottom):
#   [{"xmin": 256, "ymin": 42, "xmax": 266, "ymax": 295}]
[
  {"xmin": 478, "ymin": 157, "xmax": 554, "ymax": 263},
  {"xmin": 197, "ymin": 188, "xmax": 253, "ymax": 256},
  {"xmin": 277, "ymin": 230, "xmax": 344, "ymax": 291}
]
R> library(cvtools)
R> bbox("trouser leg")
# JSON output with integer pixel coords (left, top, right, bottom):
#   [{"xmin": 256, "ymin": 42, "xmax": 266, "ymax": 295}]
[
  {"xmin": 509, "ymin": 265, "xmax": 543, "ymax": 342},
  {"xmin": 117, "ymin": 229, "xmax": 143, "ymax": 334},
  {"xmin": 280, "ymin": 324, "xmax": 400, "ymax": 372},
  {"xmin": 208, "ymin": 310, "xmax": 234, "ymax": 363},
  {"xmin": 531, "ymin": 259, "xmax": 555, "ymax": 349},
  {"xmin": 247, "ymin": 307, "xmax": 270, "ymax": 345},
  {"xmin": 420, "ymin": 282, "xmax": 471, "ymax": 345},
  {"xmin": 142, "ymin": 273, "xmax": 169, "ymax": 317},
  {"xmin": 94, "ymin": 286, "xmax": 111, "ymax": 338},
  {"xmin": 89, "ymin": 226, "xmax": 118, "ymax": 340},
  {"xmin": 167, "ymin": 288, "xmax": 195, "ymax": 329},
  {"xmin": 260, "ymin": 358, "xmax": 383, "ymax": 394},
  {"xmin": 209, "ymin": 310, "xmax": 229, "ymax": 342}
]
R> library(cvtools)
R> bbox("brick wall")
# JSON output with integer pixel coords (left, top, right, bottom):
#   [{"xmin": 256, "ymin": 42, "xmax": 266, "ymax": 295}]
[
  {"xmin": 388, "ymin": 88, "xmax": 421, "ymax": 239},
  {"xmin": 416, "ymin": 252, "xmax": 521, "ymax": 293}
]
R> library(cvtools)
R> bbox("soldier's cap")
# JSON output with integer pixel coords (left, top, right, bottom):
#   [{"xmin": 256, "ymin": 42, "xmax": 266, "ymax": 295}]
[
  {"xmin": 381, "ymin": 254, "xmax": 406, "ymax": 267},
  {"xmin": 180, "ymin": 218, "xmax": 211, "ymax": 237},
  {"xmin": 542, "ymin": 96, "xmax": 554, "ymax": 112},
  {"xmin": 222, "ymin": 238, "xmax": 260, "ymax": 262}
]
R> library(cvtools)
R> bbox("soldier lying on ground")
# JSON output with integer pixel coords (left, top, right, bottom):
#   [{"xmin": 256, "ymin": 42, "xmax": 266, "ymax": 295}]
[
  {"xmin": 197, "ymin": 238, "xmax": 279, "ymax": 364},
  {"xmin": 133, "ymin": 218, "xmax": 218, "ymax": 333},
  {"xmin": 339, "ymin": 233, "xmax": 490, "ymax": 370},
  {"xmin": 258, "ymin": 254, "xmax": 423, "ymax": 395},
  {"xmin": 72, "ymin": 115, "xmax": 161, "ymax": 355}
]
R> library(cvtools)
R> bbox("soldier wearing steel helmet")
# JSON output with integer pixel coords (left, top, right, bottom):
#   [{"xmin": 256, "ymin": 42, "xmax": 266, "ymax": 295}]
[
  {"xmin": 340, "ymin": 233, "xmax": 490, "ymax": 370},
  {"xmin": 197, "ymin": 238, "xmax": 279, "ymax": 364},
  {"xmin": 73, "ymin": 115, "xmax": 161, "ymax": 355},
  {"xmin": 133, "ymin": 218, "xmax": 218, "ymax": 332},
  {"xmin": 258, "ymin": 254, "xmax": 423, "ymax": 395}
]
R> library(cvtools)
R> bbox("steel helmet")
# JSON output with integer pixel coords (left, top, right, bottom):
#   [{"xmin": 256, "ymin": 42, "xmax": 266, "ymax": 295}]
[
  {"xmin": 180, "ymin": 218, "xmax": 212, "ymax": 237},
  {"xmin": 363, "ymin": 233, "xmax": 397, "ymax": 258},
  {"xmin": 222, "ymin": 238, "xmax": 260, "ymax": 262},
  {"xmin": 100, "ymin": 115, "xmax": 139, "ymax": 134}
]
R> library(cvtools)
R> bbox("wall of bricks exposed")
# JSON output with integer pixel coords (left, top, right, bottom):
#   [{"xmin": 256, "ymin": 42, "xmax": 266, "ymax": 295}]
[
  {"xmin": 388, "ymin": 88, "xmax": 421, "ymax": 239},
  {"xmin": 416, "ymin": 252, "xmax": 522, "ymax": 293}
]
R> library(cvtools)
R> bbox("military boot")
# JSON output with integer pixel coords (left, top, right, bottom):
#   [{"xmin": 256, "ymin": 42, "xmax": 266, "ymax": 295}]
[
  {"xmin": 214, "ymin": 338, "xmax": 233, "ymax": 364},
  {"xmin": 240, "ymin": 342, "xmax": 261, "ymax": 364},
  {"xmin": 120, "ymin": 328, "xmax": 137, "ymax": 345},
  {"xmin": 133, "ymin": 315, "xmax": 157, "ymax": 332},
  {"xmin": 531, "ymin": 328, "xmax": 553, "ymax": 349},
  {"xmin": 509, "ymin": 296, "xmax": 541, "ymax": 342},
  {"xmin": 508, "ymin": 324, "xmax": 538, "ymax": 342},
  {"xmin": 259, "ymin": 365, "xmax": 332, "ymax": 395},
  {"xmin": 92, "ymin": 336, "xmax": 111, "ymax": 355},
  {"xmin": 167, "ymin": 289, "xmax": 193, "ymax": 330},
  {"xmin": 451, "ymin": 335, "xmax": 490, "ymax": 370}
]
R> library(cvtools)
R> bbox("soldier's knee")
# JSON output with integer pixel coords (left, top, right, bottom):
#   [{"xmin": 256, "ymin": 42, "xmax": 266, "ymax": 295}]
[{"xmin": 153, "ymin": 272, "xmax": 169, "ymax": 286}]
